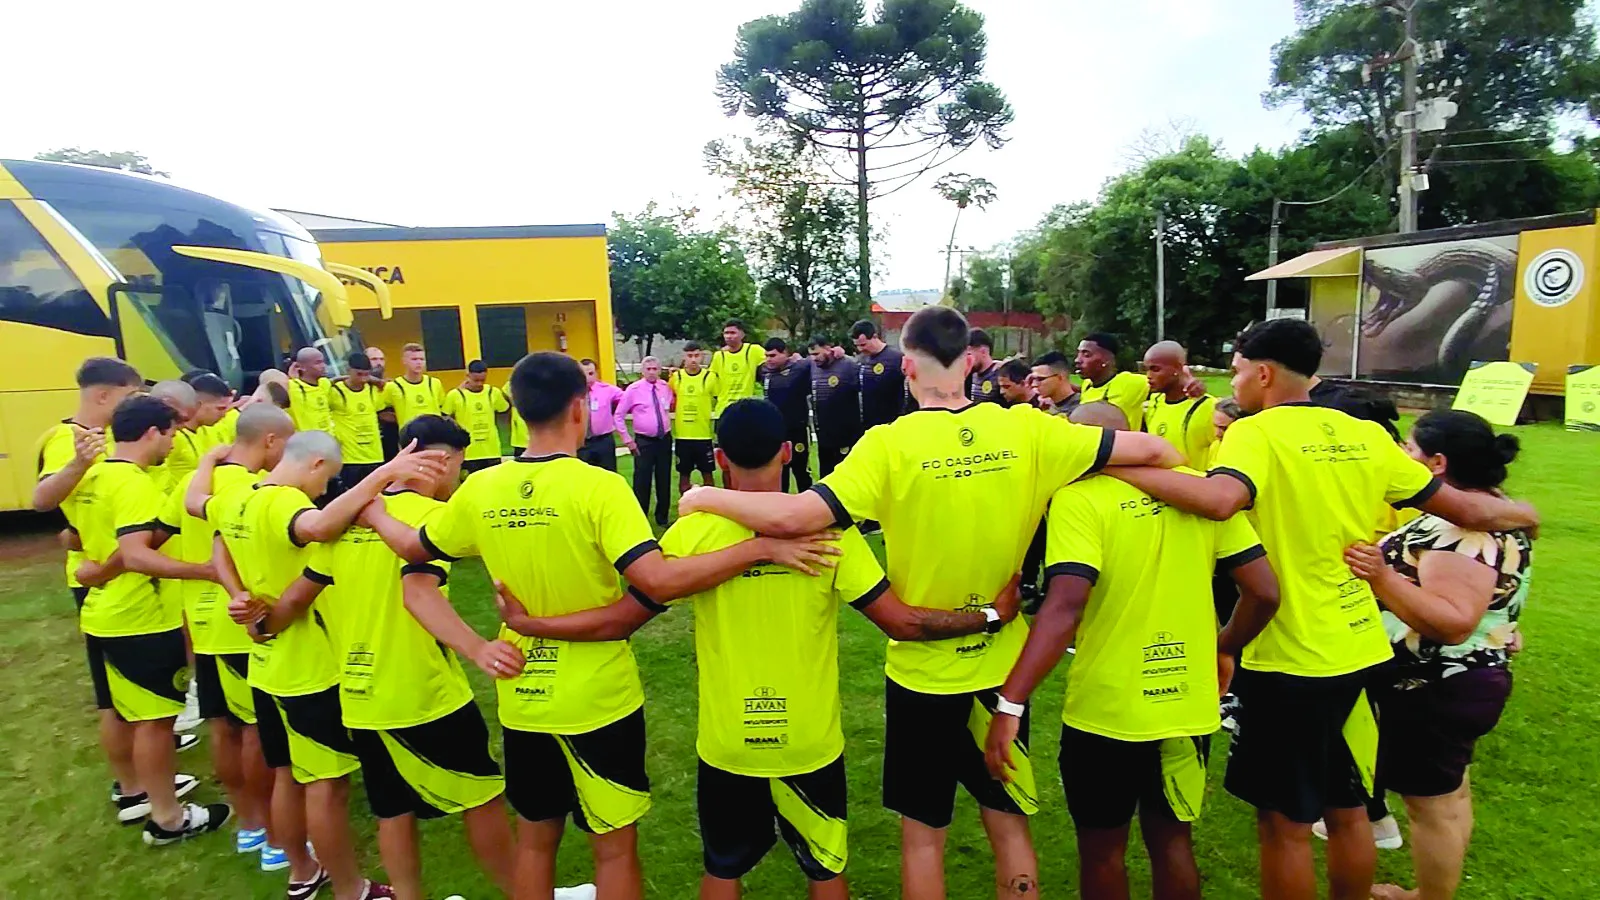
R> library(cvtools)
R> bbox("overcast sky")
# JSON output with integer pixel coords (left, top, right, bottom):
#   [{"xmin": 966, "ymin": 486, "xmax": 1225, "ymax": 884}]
[{"xmin": 8, "ymin": 0, "xmax": 1307, "ymax": 292}]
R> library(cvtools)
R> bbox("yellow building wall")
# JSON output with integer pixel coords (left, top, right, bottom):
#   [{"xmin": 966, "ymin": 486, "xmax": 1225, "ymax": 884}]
[
  {"xmin": 320, "ymin": 234, "xmax": 614, "ymax": 383},
  {"xmin": 1509, "ymin": 224, "xmax": 1600, "ymax": 395}
]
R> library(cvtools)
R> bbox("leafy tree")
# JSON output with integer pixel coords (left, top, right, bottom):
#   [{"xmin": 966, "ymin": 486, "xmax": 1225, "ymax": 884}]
[
  {"xmin": 1267, "ymin": 0, "xmax": 1600, "ymax": 226},
  {"xmin": 705, "ymin": 137, "xmax": 866, "ymax": 339},
  {"xmin": 716, "ymin": 0, "xmax": 1013, "ymax": 301},
  {"xmin": 933, "ymin": 173, "xmax": 997, "ymax": 299},
  {"xmin": 34, "ymin": 148, "xmax": 167, "ymax": 176},
  {"xmin": 608, "ymin": 205, "xmax": 762, "ymax": 356}
]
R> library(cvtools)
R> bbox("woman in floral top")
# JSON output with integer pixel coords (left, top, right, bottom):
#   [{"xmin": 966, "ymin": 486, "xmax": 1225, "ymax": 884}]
[{"xmin": 1344, "ymin": 409, "xmax": 1532, "ymax": 900}]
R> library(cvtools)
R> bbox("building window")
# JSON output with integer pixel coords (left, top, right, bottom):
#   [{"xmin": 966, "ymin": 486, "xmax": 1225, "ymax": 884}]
[
  {"xmin": 477, "ymin": 305, "xmax": 528, "ymax": 368},
  {"xmin": 419, "ymin": 308, "xmax": 465, "ymax": 370}
]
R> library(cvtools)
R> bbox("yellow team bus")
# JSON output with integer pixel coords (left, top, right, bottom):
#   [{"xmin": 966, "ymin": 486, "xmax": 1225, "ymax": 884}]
[{"xmin": 0, "ymin": 159, "xmax": 388, "ymax": 511}]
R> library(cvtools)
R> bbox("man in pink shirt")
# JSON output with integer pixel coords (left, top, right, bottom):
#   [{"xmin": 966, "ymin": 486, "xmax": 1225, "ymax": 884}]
[
  {"xmin": 577, "ymin": 358, "xmax": 624, "ymax": 472},
  {"xmin": 616, "ymin": 356, "xmax": 675, "ymax": 524}
]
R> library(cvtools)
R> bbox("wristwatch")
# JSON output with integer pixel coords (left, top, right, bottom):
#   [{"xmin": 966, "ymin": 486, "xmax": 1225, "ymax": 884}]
[
  {"xmin": 982, "ymin": 606, "xmax": 1004, "ymax": 634},
  {"xmin": 994, "ymin": 695, "xmax": 1027, "ymax": 718}
]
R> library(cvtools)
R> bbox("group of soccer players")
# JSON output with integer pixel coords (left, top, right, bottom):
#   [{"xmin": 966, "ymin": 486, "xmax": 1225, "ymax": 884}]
[{"xmin": 37, "ymin": 303, "xmax": 1541, "ymax": 900}]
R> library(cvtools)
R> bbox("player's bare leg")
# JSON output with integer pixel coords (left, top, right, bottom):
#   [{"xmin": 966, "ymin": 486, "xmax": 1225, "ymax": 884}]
[
  {"xmin": 981, "ymin": 807, "xmax": 1039, "ymax": 898},
  {"xmin": 900, "ymin": 817, "xmax": 947, "ymax": 900},
  {"xmin": 463, "ymin": 795, "xmax": 517, "ymax": 896},
  {"xmin": 590, "ymin": 824, "xmax": 642, "ymax": 900}
]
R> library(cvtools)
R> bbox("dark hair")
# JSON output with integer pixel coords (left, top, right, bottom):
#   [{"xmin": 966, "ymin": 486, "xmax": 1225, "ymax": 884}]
[
  {"xmin": 188, "ymin": 373, "xmax": 232, "ymax": 398},
  {"xmin": 1082, "ymin": 332, "xmax": 1121, "ymax": 356},
  {"xmin": 511, "ymin": 352, "xmax": 587, "ymax": 427},
  {"xmin": 849, "ymin": 319, "xmax": 878, "ymax": 340},
  {"xmin": 347, "ymin": 352, "xmax": 373, "ymax": 371},
  {"xmin": 265, "ymin": 382, "xmax": 291, "ymax": 409},
  {"xmin": 1412, "ymin": 410, "xmax": 1520, "ymax": 491},
  {"xmin": 1316, "ymin": 383, "xmax": 1401, "ymax": 442},
  {"xmin": 723, "ymin": 319, "xmax": 745, "ymax": 332},
  {"xmin": 110, "ymin": 395, "xmax": 178, "ymax": 443},
  {"xmin": 998, "ymin": 359, "xmax": 1031, "ymax": 382},
  {"xmin": 763, "ymin": 337, "xmax": 788, "ymax": 353},
  {"xmin": 901, "ymin": 307, "xmax": 968, "ymax": 367},
  {"xmin": 77, "ymin": 357, "xmax": 141, "ymax": 389},
  {"xmin": 180, "ymin": 369, "xmax": 210, "ymax": 385},
  {"xmin": 1236, "ymin": 319, "xmax": 1321, "ymax": 378},
  {"xmin": 399, "ymin": 414, "xmax": 471, "ymax": 452},
  {"xmin": 968, "ymin": 328, "xmax": 993, "ymax": 350},
  {"xmin": 682, "ymin": 341, "xmax": 702, "ymax": 353},
  {"xmin": 1033, "ymin": 350, "xmax": 1071, "ymax": 372},
  {"xmin": 1215, "ymin": 397, "xmax": 1244, "ymax": 421},
  {"xmin": 807, "ymin": 334, "xmax": 833, "ymax": 349},
  {"xmin": 714, "ymin": 399, "xmax": 786, "ymax": 469},
  {"xmin": 466, "ymin": 359, "xmax": 488, "ymax": 375}
]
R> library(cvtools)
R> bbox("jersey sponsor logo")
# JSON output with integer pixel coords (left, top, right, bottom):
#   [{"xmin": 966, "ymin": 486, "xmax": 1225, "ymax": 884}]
[
  {"xmin": 919, "ymin": 448, "xmax": 1019, "ymax": 473},
  {"xmin": 345, "ymin": 643, "xmax": 375, "ymax": 670},
  {"xmin": 525, "ymin": 642, "xmax": 561, "ymax": 664},
  {"xmin": 1142, "ymin": 632, "xmax": 1187, "ymax": 664},
  {"xmin": 743, "ymin": 687, "xmax": 787, "ymax": 714},
  {"xmin": 514, "ymin": 683, "xmax": 555, "ymax": 701},
  {"xmin": 744, "ymin": 734, "xmax": 789, "ymax": 748},
  {"xmin": 1142, "ymin": 683, "xmax": 1189, "ymax": 701}
]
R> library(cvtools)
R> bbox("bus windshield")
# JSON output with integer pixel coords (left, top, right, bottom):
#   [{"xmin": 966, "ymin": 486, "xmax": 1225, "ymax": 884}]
[{"xmin": 259, "ymin": 231, "xmax": 358, "ymax": 377}]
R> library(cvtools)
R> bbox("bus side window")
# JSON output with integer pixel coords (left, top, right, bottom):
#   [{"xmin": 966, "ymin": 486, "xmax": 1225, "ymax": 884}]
[{"xmin": 0, "ymin": 203, "xmax": 113, "ymax": 337}]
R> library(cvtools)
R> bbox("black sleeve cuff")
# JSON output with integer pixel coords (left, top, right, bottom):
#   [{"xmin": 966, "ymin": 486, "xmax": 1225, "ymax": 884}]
[
  {"xmin": 417, "ymin": 526, "xmax": 460, "ymax": 562},
  {"xmin": 808, "ymin": 483, "xmax": 853, "ymax": 529},
  {"xmin": 848, "ymin": 577, "xmax": 892, "ymax": 611},
  {"xmin": 1394, "ymin": 476, "xmax": 1443, "ymax": 510},
  {"xmin": 1208, "ymin": 467, "xmax": 1257, "ymax": 509},
  {"xmin": 115, "ymin": 521, "xmax": 161, "ymax": 537},
  {"xmin": 155, "ymin": 518, "xmax": 181, "ymax": 535},
  {"xmin": 614, "ymin": 539, "xmax": 661, "ymax": 573},
  {"xmin": 1088, "ymin": 427, "xmax": 1115, "ymax": 474},
  {"xmin": 629, "ymin": 587, "xmax": 669, "ymax": 614},
  {"xmin": 1217, "ymin": 544, "xmax": 1267, "ymax": 572},
  {"xmin": 302, "ymin": 567, "xmax": 334, "ymax": 586},
  {"xmin": 1043, "ymin": 561, "xmax": 1099, "ymax": 586},
  {"xmin": 287, "ymin": 508, "xmax": 311, "ymax": 548},
  {"xmin": 401, "ymin": 562, "xmax": 448, "ymax": 585}
]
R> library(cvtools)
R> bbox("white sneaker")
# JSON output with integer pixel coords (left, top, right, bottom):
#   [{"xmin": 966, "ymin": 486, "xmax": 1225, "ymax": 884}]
[
  {"xmin": 1311, "ymin": 814, "xmax": 1404, "ymax": 850},
  {"xmin": 554, "ymin": 886, "xmax": 598, "ymax": 900},
  {"xmin": 174, "ymin": 680, "xmax": 202, "ymax": 733}
]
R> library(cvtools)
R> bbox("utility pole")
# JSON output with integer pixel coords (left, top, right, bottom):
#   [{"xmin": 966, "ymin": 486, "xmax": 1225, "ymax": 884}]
[
  {"xmin": 1266, "ymin": 198, "xmax": 1283, "ymax": 313},
  {"xmin": 1154, "ymin": 209, "xmax": 1167, "ymax": 342},
  {"xmin": 1398, "ymin": 0, "xmax": 1419, "ymax": 232}
]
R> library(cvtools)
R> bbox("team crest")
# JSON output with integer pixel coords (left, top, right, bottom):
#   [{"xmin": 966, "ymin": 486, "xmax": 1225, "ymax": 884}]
[
  {"xmin": 795, "ymin": 442, "xmax": 806, "ymax": 453},
  {"xmin": 873, "ymin": 362, "xmax": 885, "ymax": 375},
  {"xmin": 959, "ymin": 427, "xmax": 976, "ymax": 447},
  {"xmin": 828, "ymin": 375, "xmax": 840, "ymax": 387},
  {"xmin": 172, "ymin": 666, "xmax": 192, "ymax": 692},
  {"xmin": 519, "ymin": 480, "xmax": 535, "ymax": 500},
  {"xmin": 981, "ymin": 380, "xmax": 992, "ymax": 393}
]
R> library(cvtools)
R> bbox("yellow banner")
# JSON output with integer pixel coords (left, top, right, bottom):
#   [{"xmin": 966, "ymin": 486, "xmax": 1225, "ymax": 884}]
[
  {"xmin": 1567, "ymin": 365, "xmax": 1600, "ymax": 432},
  {"xmin": 1453, "ymin": 361, "xmax": 1535, "ymax": 427}
]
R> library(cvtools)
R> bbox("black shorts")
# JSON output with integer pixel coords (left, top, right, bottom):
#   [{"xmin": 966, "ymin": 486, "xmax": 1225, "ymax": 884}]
[
  {"xmin": 195, "ymin": 653, "xmax": 254, "ymax": 726},
  {"xmin": 463, "ymin": 457, "xmax": 501, "ymax": 474},
  {"xmin": 253, "ymin": 686, "xmax": 360, "ymax": 783},
  {"xmin": 85, "ymin": 629, "xmax": 189, "ymax": 722},
  {"xmin": 699, "ymin": 757, "xmax": 847, "ymax": 882},
  {"xmin": 1374, "ymin": 666, "xmax": 1511, "ymax": 798},
  {"xmin": 503, "ymin": 707, "xmax": 650, "ymax": 834},
  {"xmin": 1223, "ymin": 667, "xmax": 1378, "ymax": 823},
  {"xmin": 351, "ymin": 701, "xmax": 505, "ymax": 820},
  {"xmin": 1059, "ymin": 726, "xmax": 1211, "ymax": 829},
  {"xmin": 72, "ymin": 586, "xmax": 89, "ymax": 610},
  {"xmin": 675, "ymin": 438, "xmax": 714, "ymax": 475},
  {"xmin": 882, "ymin": 678, "xmax": 1037, "ymax": 829}
]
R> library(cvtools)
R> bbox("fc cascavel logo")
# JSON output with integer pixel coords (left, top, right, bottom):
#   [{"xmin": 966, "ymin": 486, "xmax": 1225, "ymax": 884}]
[
  {"xmin": 519, "ymin": 480, "xmax": 535, "ymax": 500},
  {"xmin": 1320, "ymin": 421, "xmax": 1337, "ymax": 440},
  {"xmin": 1525, "ymin": 248, "xmax": 1585, "ymax": 308},
  {"xmin": 958, "ymin": 426, "xmax": 976, "ymax": 447},
  {"xmin": 981, "ymin": 380, "xmax": 993, "ymax": 393},
  {"xmin": 828, "ymin": 375, "xmax": 840, "ymax": 387},
  {"xmin": 873, "ymin": 362, "xmax": 885, "ymax": 375}
]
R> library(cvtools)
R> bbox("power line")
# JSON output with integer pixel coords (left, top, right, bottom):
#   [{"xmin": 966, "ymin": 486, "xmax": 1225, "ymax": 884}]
[{"xmin": 1281, "ymin": 145, "xmax": 1397, "ymax": 208}]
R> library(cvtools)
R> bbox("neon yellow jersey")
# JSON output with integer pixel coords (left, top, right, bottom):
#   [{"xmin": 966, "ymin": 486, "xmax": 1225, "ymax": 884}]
[
  {"xmin": 1046, "ymin": 471, "xmax": 1262, "ymax": 740},
  {"xmin": 508, "ymin": 386, "xmax": 529, "ymax": 450},
  {"xmin": 167, "ymin": 464, "xmax": 259, "ymax": 654},
  {"xmin": 216, "ymin": 484, "xmax": 339, "ymax": 696},
  {"xmin": 708, "ymin": 344, "xmax": 764, "ymax": 417},
  {"xmin": 443, "ymin": 386, "xmax": 509, "ymax": 461},
  {"xmin": 36, "ymin": 420, "xmax": 110, "ymax": 589},
  {"xmin": 669, "ymin": 369, "xmax": 718, "ymax": 440},
  {"xmin": 1375, "ymin": 504, "xmax": 1423, "ymax": 540},
  {"xmin": 202, "ymin": 408, "xmax": 240, "ymax": 447},
  {"xmin": 310, "ymin": 490, "xmax": 472, "ymax": 730},
  {"xmin": 816, "ymin": 403, "xmax": 1114, "ymax": 694},
  {"xmin": 662, "ymin": 514, "xmax": 888, "ymax": 777},
  {"xmin": 383, "ymin": 376, "xmax": 445, "ymax": 428},
  {"xmin": 149, "ymin": 427, "xmax": 203, "ymax": 495},
  {"xmin": 1080, "ymin": 371, "xmax": 1150, "ymax": 431},
  {"xmin": 328, "ymin": 381, "xmax": 390, "ymax": 465},
  {"xmin": 1144, "ymin": 394, "xmax": 1216, "ymax": 467},
  {"xmin": 75, "ymin": 460, "xmax": 180, "ymax": 637},
  {"xmin": 287, "ymin": 377, "xmax": 335, "ymax": 433},
  {"xmin": 1210, "ymin": 403, "xmax": 1439, "ymax": 677},
  {"xmin": 420, "ymin": 454, "xmax": 655, "ymax": 734}
]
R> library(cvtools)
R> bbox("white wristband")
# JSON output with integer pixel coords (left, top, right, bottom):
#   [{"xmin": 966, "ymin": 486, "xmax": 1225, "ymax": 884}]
[
  {"xmin": 994, "ymin": 695, "xmax": 1026, "ymax": 718},
  {"xmin": 982, "ymin": 607, "xmax": 1001, "ymax": 625}
]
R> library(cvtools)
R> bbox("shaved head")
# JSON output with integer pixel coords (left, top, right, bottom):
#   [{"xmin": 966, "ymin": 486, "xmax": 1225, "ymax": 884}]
[
  {"xmin": 1145, "ymin": 341, "xmax": 1187, "ymax": 366},
  {"xmin": 295, "ymin": 347, "xmax": 324, "ymax": 366},
  {"xmin": 1069, "ymin": 401, "xmax": 1130, "ymax": 431},
  {"xmin": 283, "ymin": 430, "xmax": 341, "ymax": 466},
  {"xmin": 1143, "ymin": 341, "xmax": 1189, "ymax": 396},
  {"xmin": 235, "ymin": 404, "xmax": 295, "ymax": 444},
  {"xmin": 149, "ymin": 379, "xmax": 197, "ymax": 408}
]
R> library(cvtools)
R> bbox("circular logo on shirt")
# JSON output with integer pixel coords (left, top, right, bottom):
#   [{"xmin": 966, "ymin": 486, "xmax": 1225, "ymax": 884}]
[
  {"xmin": 828, "ymin": 375, "xmax": 840, "ymax": 388},
  {"xmin": 873, "ymin": 362, "xmax": 885, "ymax": 375},
  {"xmin": 1525, "ymin": 248, "xmax": 1584, "ymax": 307},
  {"xmin": 1157, "ymin": 423, "xmax": 1168, "ymax": 436},
  {"xmin": 172, "ymin": 665, "xmax": 192, "ymax": 692},
  {"xmin": 1320, "ymin": 421, "xmax": 1337, "ymax": 440},
  {"xmin": 795, "ymin": 442, "xmax": 807, "ymax": 453},
  {"xmin": 753, "ymin": 685, "xmax": 777, "ymax": 698},
  {"xmin": 958, "ymin": 427, "xmax": 976, "ymax": 447},
  {"xmin": 519, "ymin": 480, "xmax": 534, "ymax": 500},
  {"xmin": 1585, "ymin": 400, "xmax": 1596, "ymax": 413},
  {"xmin": 981, "ymin": 380, "xmax": 993, "ymax": 394},
  {"xmin": 356, "ymin": 402, "xmax": 367, "ymax": 412}
]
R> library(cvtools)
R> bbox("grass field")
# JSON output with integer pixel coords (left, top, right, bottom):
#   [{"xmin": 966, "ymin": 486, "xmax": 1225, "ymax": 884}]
[{"xmin": 2, "ymin": 417, "xmax": 1598, "ymax": 898}]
